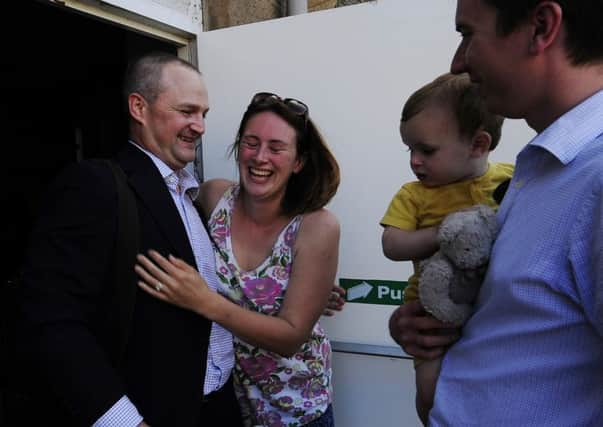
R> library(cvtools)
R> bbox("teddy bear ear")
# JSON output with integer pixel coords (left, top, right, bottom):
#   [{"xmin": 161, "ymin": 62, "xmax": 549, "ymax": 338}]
[{"xmin": 438, "ymin": 206, "xmax": 478, "ymax": 244}]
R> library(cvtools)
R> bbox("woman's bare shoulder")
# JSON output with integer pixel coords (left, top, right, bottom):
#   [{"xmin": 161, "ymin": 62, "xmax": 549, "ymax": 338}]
[
  {"xmin": 198, "ymin": 178, "xmax": 235, "ymax": 215},
  {"xmin": 298, "ymin": 208, "xmax": 340, "ymax": 240}
]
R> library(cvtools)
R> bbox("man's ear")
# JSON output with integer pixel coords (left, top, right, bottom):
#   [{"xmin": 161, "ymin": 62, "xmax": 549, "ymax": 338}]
[
  {"xmin": 128, "ymin": 93, "xmax": 147, "ymax": 124},
  {"xmin": 528, "ymin": 1, "xmax": 563, "ymax": 55},
  {"xmin": 470, "ymin": 130, "xmax": 492, "ymax": 158}
]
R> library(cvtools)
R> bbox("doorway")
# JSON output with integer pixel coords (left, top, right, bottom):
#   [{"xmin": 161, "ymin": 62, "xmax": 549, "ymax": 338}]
[{"xmin": 2, "ymin": 0, "xmax": 180, "ymax": 282}]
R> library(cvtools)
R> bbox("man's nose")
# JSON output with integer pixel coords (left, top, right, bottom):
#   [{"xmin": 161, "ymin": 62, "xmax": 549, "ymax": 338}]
[
  {"xmin": 189, "ymin": 114, "xmax": 205, "ymax": 135},
  {"xmin": 450, "ymin": 44, "xmax": 467, "ymax": 74}
]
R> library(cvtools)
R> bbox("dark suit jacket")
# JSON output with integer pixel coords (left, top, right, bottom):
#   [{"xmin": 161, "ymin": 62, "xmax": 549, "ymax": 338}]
[{"xmin": 17, "ymin": 143, "xmax": 212, "ymax": 426}]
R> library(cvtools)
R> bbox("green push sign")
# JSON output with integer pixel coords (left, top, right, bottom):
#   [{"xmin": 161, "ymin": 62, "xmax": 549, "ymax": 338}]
[{"xmin": 339, "ymin": 278, "xmax": 408, "ymax": 306}]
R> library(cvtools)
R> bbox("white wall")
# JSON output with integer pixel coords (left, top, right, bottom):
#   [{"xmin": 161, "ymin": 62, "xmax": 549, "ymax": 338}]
[
  {"xmin": 100, "ymin": 0, "xmax": 202, "ymax": 33},
  {"xmin": 331, "ymin": 352, "xmax": 417, "ymax": 426},
  {"xmin": 197, "ymin": 2, "xmax": 535, "ymax": 425},
  {"xmin": 198, "ymin": 0, "xmax": 534, "ymax": 348}
]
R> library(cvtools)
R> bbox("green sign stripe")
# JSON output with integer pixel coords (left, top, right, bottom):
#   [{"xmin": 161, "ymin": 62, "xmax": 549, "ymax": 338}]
[{"xmin": 339, "ymin": 278, "xmax": 408, "ymax": 306}]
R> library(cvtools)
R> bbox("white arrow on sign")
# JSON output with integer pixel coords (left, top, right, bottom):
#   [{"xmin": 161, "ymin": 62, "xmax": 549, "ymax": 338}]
[{"xmin": 347, "ymin": 281, "xmax": 373, "ymax": 301}]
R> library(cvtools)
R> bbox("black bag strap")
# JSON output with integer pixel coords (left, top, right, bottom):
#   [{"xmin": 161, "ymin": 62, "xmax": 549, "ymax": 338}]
[{"xmin": 103, "ymin": 159, "xmax": 139, "ymax": 368}]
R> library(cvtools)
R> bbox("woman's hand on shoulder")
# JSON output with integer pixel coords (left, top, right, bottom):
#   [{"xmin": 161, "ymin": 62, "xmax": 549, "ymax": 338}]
[{"xmin": 135, "ymin": 250, "xmax": 219, "ymax": 317}]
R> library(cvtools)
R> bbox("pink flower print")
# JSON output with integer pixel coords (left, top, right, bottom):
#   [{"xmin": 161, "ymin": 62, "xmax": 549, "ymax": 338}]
[
  {"xmin": 228, "ymin": 263, "xmax": 238, "ymax": 273},
  {"xmin": 306, "ymin": 359, "xmax": 323, "ymax": 375},
  {"xmin": 298, "ymin": 343, "xmax": 313, "ymax": 358},
  {"xmin": 263, "ymin": 376, "xmax": 285, "ymax": 395},
  {"xmin": 284, "ymin": 224, "xmax": 296, "ymax": 247},
  {"xmin": 290, "ymin": 373, "xmax": 326, "ymax": 399},
  {"xmin": 272, "ymin": 265, "xmax": 289, "ymax": 281},
  {"xmin": 250, "ymin": 398, "xmax": 265, "ymax": 412},
  {"xmin": 288, "ymin": 372, "xmax": 311, "ymax": 391},
  {"xmin": 212, "ymin": 225, "xmax": 228, "ymax": 246},
  {"xmin": 260, "ymin": 411, "xmax": 286, "ymax": 427},
  {"xmin": 300, "ymin": 377, "xmax": 326, "ymax": 399},
  {"xmin": 324, "ymin": 348, "xmax": 331, "ymax": 370},
  {"xmin": 243, "ymin": 277, "xmax": 281, "ymax": 306},
  {"xmin": 239, "ymin": 354, "xmax": 277, "ymax": 382},
  {"xmin": 213, "ymin": 208, "xmax": 227, "ymax": 225},
  {"xmin": 276, "ymin": 395, "xmax": 294, "ymax": 410}
]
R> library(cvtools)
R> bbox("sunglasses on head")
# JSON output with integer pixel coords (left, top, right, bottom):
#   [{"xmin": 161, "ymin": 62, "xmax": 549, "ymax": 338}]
[{"xmin": 249, "ymin": 92, "xmax": 309, "ymax": 118}]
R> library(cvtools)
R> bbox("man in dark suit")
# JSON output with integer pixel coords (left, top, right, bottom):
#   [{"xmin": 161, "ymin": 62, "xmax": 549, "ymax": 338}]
[{"xmin": 16, "ymin": 52, "xmax": 241, "ymax": 426}]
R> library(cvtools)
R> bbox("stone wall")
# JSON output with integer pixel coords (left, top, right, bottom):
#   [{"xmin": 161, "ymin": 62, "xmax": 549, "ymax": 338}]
[
  {"xmin": 202, "ymin": 0, "xmax": 285, "ymax": 31},
  {"xmin": 202, "ymin": 0, "xmax": 370, "ymax": 31}
]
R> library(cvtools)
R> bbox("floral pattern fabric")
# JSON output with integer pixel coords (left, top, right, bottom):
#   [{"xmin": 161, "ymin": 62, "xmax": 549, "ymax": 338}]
[{"xmin": 208, "ymin": 185, "xmax": 333, "ymax": 427}]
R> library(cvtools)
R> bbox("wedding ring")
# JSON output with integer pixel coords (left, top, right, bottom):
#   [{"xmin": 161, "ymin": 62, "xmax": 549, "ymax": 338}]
[{"xmin": 155, "ymin": 282, "xmax": 164, "ymax": 292}]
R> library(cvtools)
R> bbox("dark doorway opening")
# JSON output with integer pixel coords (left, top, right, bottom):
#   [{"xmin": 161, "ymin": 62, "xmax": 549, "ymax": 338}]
[{"xmin": 2, "ymin": 0, "xmax": 178, "ymax": 283}]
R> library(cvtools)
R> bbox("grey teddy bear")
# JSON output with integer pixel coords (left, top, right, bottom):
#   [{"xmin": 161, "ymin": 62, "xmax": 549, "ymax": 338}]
[{"xmin": 418, "ymin": 204, "xmax": 499, "ymax": 326}]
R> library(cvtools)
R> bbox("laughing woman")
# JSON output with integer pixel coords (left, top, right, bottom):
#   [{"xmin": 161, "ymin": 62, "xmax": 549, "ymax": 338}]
[{"xmin": 136, "ymin": 92, "xmax": 340, "ymax": 427}]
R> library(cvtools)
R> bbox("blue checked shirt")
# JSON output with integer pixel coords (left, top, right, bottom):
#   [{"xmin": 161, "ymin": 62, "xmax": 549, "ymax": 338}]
[
  {"xmin": 430, "ymin": 90, "xmax": 603, "ymax": 426},
  {"xmin": 94, "ymin": 144, "xmax": 234, "ymax": 426}
]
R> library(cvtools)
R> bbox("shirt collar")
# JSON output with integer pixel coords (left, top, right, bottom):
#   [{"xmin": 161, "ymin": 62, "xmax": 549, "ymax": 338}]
[
  {"xmin": 128, "ymin": 141, "xmax": 199, "ymax": 197},
  {"xmin": 526, "ymin": 89, "xmax": 603, "ymax": 165}
]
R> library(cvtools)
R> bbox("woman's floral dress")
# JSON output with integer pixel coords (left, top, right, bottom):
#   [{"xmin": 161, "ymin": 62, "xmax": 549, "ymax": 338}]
[{"xmin": 208, "ymin": 185, "xmax": 333, "ymax": 427}]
